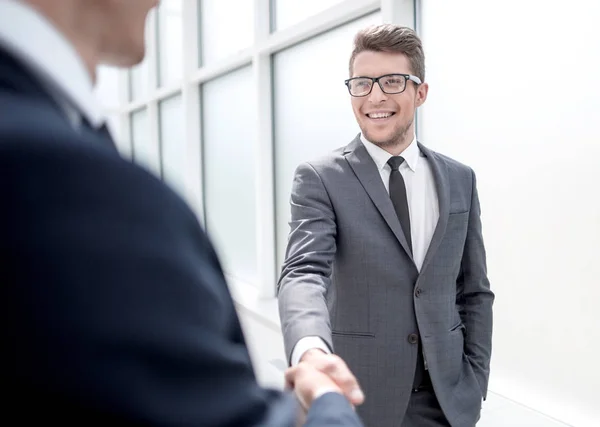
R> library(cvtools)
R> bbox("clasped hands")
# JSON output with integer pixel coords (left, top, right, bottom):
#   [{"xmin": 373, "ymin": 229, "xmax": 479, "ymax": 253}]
[{"xmin": 285, "ymin": 348, "xmax": 365, "ymax": 411}]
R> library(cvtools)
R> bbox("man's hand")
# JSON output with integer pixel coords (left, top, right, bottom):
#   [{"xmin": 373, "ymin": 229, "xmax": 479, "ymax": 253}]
[
  {"xmin": 297, "ymin": 349, "xmax": 365, "ymax": 406},
  {"xmin": 285, "ymin": 361, "xmax": 345, "ymax": 411}
]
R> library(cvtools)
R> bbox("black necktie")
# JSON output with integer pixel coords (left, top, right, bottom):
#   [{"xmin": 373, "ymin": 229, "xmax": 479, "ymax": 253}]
[
  {"xmin": 387, "ymin": 156, "xmax": 412, "ymax": 253},
  {"xmin": 388, "ymin": 156, "xmax": 428, "ymax": 389}
]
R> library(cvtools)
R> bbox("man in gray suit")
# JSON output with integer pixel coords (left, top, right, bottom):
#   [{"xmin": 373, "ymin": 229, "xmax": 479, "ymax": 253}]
[{"xmin": 277, "ymin": 24, "xmax": 494, "ymax": 427}]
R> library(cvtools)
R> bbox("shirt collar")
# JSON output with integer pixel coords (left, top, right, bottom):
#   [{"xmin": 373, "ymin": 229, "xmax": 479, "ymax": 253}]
[
  {"xmin": 0, "ymin": 0, "xmax": 105, "ymax": 129},
  {"xmin": 360, "ymin": 133, "xmax": 420, "ymax": 172}
]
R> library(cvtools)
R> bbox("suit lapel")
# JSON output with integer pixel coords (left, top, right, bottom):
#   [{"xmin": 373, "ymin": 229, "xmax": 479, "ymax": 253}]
[
  {"xmin": 344, "ymin": 135, "xmax": 414, "ymax": 263},
  {"xmin": 418, "ymin": 142, "xmax": 450, "ymax": 273}
]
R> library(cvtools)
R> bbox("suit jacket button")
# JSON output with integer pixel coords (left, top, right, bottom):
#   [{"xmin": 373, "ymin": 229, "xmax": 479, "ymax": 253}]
[
  {"xmin": 415, "ymin": 288, "xmax": 422, "ymax": 297},
  {"xmin": 408, "ymin": 333, "xmax": 418, "ymax": 344}
]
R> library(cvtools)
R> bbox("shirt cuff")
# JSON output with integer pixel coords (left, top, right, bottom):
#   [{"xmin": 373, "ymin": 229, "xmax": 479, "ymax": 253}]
[{"xmin": 291, "ymin": 336, "xmax": 331, "ymax": 366}]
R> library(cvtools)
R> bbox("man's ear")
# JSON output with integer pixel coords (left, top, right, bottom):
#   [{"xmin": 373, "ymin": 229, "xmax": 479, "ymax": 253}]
[{"xmin": 415, "ymin": 82, "xmax": 429, "ymax": 107}]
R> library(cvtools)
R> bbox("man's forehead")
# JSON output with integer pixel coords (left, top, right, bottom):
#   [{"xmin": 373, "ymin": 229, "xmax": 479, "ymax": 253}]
[{"xmin": 352, "ymin": 51, "xmax": 412, "ymax": 76}]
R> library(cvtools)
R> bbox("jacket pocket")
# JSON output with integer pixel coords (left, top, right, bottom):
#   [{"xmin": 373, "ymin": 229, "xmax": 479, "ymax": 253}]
[
  {"xmin": 449, "ymin": 208, "xmax": 469, "ymax": 215},
  {"xmin": 449, "ymin": 321, "xmax": 466, "ymax": 333},
  {"xmin": 331, "ymin": 330, "xmax": 375, "ymax": 338}
]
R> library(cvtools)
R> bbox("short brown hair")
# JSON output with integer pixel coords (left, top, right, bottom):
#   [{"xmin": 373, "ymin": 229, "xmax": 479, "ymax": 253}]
[{"xmin": 349, "ymin": 24, "xmax": 425, "ymax": 81}]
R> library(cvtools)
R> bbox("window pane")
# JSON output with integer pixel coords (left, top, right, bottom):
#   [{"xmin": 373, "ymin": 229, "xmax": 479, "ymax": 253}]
[
  {"xmin": 273, "ymin": 13, "xmax": 381, "ymax": 268},
  {"xmin": 129, "ymin": 61, "xmax": 149, "ymax": 101},
  {"xmin": 131, "ymin": 109, "xmax": 161, "ymax": 176},
  {"xmin": 273, "ymin": 0, "xmax": 347, "ymax": 31},
  {"xmin": 202, "ymin": 66, "xmax": 257, "ymax": 283},
  {"xmin": 200, "ymin": 0, "xmax": 254, "ymax": 65},
  {"xmin": 159, "ymin": 94, "xmax": 186, "ymax": 194},
  {"xmin": 157, "ymin": 0, "xmax": 183, "ymax": 86}
]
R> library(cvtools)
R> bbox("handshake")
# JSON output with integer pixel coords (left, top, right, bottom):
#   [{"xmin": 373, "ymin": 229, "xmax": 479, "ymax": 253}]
[{"xmin": 285, "ymin": 349, "xmax": 365, "ymax": 412}]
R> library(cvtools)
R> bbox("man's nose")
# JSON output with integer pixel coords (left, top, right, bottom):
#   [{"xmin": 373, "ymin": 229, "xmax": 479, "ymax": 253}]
[{"xmin": 368, "ymin": 82, "xmax": 388, "ymax": 103}]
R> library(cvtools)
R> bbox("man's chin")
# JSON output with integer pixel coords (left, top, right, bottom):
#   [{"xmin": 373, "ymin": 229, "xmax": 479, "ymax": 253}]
[
  {"xmin": 363, "ymin": 132, "xmax": 396, "ymax": 147},
  {"xmin": 362, "ymin": 124, "xmax": 412, "ymax": 148}
]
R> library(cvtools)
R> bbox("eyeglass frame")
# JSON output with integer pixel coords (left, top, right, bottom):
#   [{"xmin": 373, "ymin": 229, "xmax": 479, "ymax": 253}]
[{"xmin": 344, "ymin": 73, "xmax": 423, "ymax": 97}]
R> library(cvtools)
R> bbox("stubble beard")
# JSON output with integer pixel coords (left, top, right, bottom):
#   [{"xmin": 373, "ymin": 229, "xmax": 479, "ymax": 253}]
[{"xmin": 363, "ymin": 117, "xmax": 414, "ymax": 150}]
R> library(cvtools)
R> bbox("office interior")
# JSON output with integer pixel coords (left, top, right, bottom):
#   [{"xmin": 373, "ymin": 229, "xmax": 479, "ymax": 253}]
[{"xmin": 94, "ymin": 1, "xmax": 600, "ymax": 426}]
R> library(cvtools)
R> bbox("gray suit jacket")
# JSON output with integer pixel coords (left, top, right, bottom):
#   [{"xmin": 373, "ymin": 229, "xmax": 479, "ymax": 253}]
[{"xmin": 277, "ymin": 135, "xmax": 494, "ymax": 427}]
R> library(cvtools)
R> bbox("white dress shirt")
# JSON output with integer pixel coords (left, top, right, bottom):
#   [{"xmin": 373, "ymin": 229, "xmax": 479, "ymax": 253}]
[
  {"xmin": 291, "ymin": 134, "xmax": 440, "ymax": 365},
  {"xmin": 0, "ymin": 0, "xmax": 106, "ymax": 132}
]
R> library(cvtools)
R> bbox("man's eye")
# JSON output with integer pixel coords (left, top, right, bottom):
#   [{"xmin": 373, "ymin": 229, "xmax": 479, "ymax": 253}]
[{"xmin": 384, "ymin": 79, "xmax": 402, "ymax": 85}]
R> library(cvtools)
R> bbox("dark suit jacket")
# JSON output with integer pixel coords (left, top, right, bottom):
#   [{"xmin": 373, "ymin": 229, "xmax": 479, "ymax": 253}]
[{"xmin": 0, "ymin": 47, "xmax": 363, "ymax": 427}]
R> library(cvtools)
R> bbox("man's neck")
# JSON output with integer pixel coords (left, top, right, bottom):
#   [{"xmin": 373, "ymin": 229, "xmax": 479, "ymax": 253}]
[{"xmin": 384, "ymin": 139, "xmax": 413, "ymax": 157}]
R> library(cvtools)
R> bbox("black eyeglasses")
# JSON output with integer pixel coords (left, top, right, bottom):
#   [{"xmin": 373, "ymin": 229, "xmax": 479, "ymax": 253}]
[{"xmin": 344, "ymin": 73, "xmax": 422, "ymax": 97}]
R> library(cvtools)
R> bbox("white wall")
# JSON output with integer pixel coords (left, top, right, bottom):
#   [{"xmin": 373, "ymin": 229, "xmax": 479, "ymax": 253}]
[{"xmin": 418, "ymin": 1, "xmax": 600, "ymax": 426}]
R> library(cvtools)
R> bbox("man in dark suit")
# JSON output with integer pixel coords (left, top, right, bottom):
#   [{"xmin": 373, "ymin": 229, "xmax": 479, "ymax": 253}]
[
  {"xmin": 0, "ymin": 0, "xmax": 364, "ymax": 425},
  {"xmin": 278, "ymin": 25, "xmax": 494, "ymax": 426}
]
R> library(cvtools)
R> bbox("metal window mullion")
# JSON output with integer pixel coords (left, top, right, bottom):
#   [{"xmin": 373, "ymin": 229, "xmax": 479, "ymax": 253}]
[
  {"xmin": 144, "ymin": 9, "xmax": 162, "ymax": 178},
  {"xmin": 381, "ymin": 0, "xmax": 419, "ymax": 138},
  {"xmin": 253, "ymin": 0, "xmax": 277, "ymax": 296},
  {"xmin": 260, "ymin": 0, "xmax": 379, "ymax": 55},
  {"xmin": 117, "ymin": 69, "xmax": 133, "ymax": 158},
  {"xmin": 414, "ymin": 0, "xmax": 422, "ymax": 140},
  {"xmin": 182, "ymin": 0, "xmax": 205, "ymax": 223}
]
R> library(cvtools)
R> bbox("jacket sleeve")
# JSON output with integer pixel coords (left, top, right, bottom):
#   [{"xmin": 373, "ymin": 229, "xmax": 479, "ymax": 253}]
[
  {"xmin": 0, "ymin": 133, "xmax": 297, "ymax": 426},
  {"xmin": 277, "ymin": 162, "xmax": 337, "ymax": 364},
  {"xmin": 305, "ymin": 393, "xmax": 364, "ymax": 427},
  {"xmin": 457, "ymin": 168, "xmax": 495, "ymax": 400}
]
